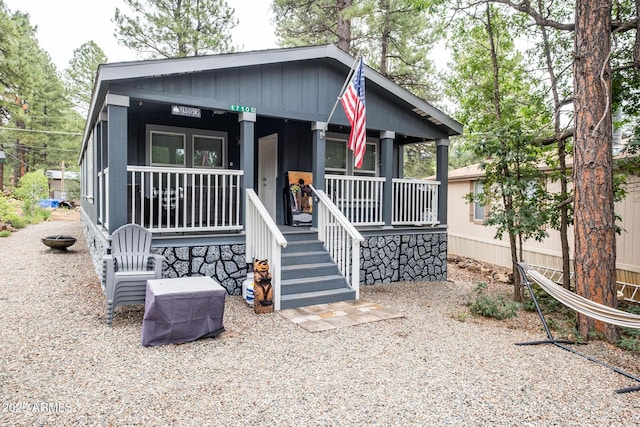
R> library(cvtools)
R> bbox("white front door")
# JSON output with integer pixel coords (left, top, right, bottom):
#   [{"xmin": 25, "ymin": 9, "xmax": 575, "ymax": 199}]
[{"xmin": 258, "ymin": 133, "xmax": 278, "ymax": 219}]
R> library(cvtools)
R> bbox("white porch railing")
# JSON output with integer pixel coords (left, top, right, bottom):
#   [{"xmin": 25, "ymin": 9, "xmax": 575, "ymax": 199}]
[
  {"xmin": 311, "ymin": 185, "xmax": 364, "ymax": 298},
  {"xmin": 325, "ymin": 174, "xmax": 385, "ymax": 226},
  {"xmin": 246, "ymin": 189, "xmax": 287, "ymax": 310},
  {"xmin": 127, "ymin": 166, "xmax": 243, "ymax": 233},
  {"xmin": 324, "ymin": 175, "xmax": 440, "ymax": 227},
  {"xmin": 392, "ymin": 178, "xmax": 439, "ymax": 226}
]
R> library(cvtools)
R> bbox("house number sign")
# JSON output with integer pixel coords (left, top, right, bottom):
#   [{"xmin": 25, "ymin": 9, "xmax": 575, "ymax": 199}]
[
  {"xmin": 171, "ymin": 105, "xmax": 201, "ymax": 118},
  {"xmin": 229, "ymin": 104, "xmax": 256, "ymax": 113}
]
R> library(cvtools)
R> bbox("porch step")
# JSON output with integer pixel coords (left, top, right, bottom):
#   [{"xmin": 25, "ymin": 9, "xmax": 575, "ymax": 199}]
[
  {"xmin": 281, "ymin": 250, "xmax": 332, "ymax": 266},
  {"xmin": 279, "ymin": 232, "xmax": 355, "ymax": 310},
  {"xmin": 281, "ymin": 273, "xmax": 347, "ymax": 294},
  {"xmin": 280, "ymin": 288, "xmax": 356, "ymax": 310}
]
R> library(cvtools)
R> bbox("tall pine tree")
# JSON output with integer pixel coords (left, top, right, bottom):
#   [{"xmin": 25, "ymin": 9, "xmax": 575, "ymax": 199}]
[{"xmin": 114, "ymin": 0, "xmax": 238, "ymax": 59}]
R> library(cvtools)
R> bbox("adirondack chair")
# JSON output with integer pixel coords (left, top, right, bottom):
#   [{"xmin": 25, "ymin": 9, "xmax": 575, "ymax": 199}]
[{"xmin": 102, "ymin": 224, "xmax": 164, "ymax": 326}]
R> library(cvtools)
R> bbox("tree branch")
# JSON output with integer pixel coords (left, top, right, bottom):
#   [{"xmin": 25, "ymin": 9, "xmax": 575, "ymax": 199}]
[
  {"xmin": 538, "ymin": 128, "xmax": 574, "ymax": 146},
  {"xmin": 556, "ymin": 195, "xmax": 573, "ymax": 209},
  {"xmin": 487, "ymin": 0, "xmax": 574, "ymax": 30}
]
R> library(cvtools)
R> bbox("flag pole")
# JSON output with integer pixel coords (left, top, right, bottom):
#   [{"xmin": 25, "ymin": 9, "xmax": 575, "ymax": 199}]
[{"xmin": 321, "ymin": 55, "xmax": 361, "ymax": 139}]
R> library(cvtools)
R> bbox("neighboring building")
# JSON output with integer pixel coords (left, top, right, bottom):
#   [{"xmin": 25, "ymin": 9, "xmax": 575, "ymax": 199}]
[
  {"xmin": 46, "ymin": 170, "xmax": 80, "ymax": 200},
  {"xmin": 79, "ymin": 44, "xmax": 462, "ymax": 310},
  {"xmin": 447, "ymin": 160, "xmax": 640, "ymax": 294}
]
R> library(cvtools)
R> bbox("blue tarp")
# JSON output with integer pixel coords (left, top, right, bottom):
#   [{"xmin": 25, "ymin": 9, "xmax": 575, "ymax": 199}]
[{"xmin": 39, "ymin": 199, "xmax": 61, "ymax": 208}]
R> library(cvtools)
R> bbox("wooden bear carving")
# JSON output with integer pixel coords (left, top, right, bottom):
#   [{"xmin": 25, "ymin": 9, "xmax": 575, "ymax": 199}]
[{"xmin": 253, "ymin": 259, "xmax": 273, "ymax": 314}]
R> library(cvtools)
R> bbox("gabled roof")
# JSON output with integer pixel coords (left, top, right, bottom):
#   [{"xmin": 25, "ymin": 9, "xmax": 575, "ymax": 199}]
[{"xmin": 83, "ymin": 44, "xmax": 462, "ymax": 156}]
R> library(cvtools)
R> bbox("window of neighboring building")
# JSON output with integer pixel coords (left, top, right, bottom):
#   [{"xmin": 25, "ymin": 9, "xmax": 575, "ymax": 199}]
[
  {"xmin": 473, "ymin": 180, "xmax": 485, "ymax": 222},
  {"xmin": 193, "ymin": 135, "xmax": 224, "ymax": 168},
  {"xmin": 151, "ymin": 131, "xmax": 185, "ymax": 166}
]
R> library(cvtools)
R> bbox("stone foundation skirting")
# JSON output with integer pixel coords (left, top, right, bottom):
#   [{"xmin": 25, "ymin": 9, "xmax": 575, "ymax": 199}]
[
  {"xmin": 360, "ymin": 232, "xmax": 447, "ymax": 285},
  {"xmin": 81, "ymin": 213, "xmax": 447, "ymax": 296},
  {"xmin": 151, "ymin": 245, "xmax": 247, "ymax": 295}
]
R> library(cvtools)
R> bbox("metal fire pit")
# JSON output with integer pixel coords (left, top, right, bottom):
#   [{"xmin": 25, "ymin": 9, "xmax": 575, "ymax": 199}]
[{"xmin": 42, "ymin": 235, "xmax": 76, "ymax": 250}]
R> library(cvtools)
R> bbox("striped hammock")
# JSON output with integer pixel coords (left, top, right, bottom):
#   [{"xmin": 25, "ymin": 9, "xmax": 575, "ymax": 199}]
[{"xmin": 518, "ymin": 263, "xmax": 640, "ymax": 329}]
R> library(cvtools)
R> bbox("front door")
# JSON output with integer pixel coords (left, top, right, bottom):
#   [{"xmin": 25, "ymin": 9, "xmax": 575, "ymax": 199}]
[{"xmin": 258, "ymin": 133, "xmax": 278, "ymax": 219}]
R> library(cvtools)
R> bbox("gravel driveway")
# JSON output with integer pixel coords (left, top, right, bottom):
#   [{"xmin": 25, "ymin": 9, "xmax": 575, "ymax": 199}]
[{"xmin": 1, "ymin": 215, "xmax": 639, "ymax": 426}]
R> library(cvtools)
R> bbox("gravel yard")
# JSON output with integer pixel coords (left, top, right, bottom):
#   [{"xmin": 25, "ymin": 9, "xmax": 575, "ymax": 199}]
[{"xmin": 1, "ymin": 212, "xmax": 639, "ymax": 426}]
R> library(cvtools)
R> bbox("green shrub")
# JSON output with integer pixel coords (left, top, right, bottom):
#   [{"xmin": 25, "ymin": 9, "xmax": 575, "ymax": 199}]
[
  {"xmin": 0, "ymin": 194, "xmax": 17, "ymax": 221},
  {"xmin": 467, "ymin": 282, "xmax": 520, "ymax": 320},
  {"xmin": 0, "ymin": 230, "xmax": 11, "ymax": 237},
  {"xmin": 29, "ymin": 207, "xmax": 51, "ymax": 224},
  {"xmin": 14, "ymin": 170, "xmax": 49, "ymax": 217},
  {"xmin": 617, "ymin": 335, "xmax": 640, "ymax": 352},
  {"xmin": 7, "ymin": 215, "xmax": 28, "ymax": 229}
]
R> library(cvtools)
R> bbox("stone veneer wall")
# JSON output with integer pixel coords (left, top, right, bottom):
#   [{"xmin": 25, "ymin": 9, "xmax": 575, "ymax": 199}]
[
  {"xmin": 360, "ymin": 232, "xmax": 447, "ymax": 285},
  {"xmin": 82, "ymin": 211, "xmax": 446, "ymax": 294},
  {"xmin": 81, "ymin": 213, "xmax": 109, "ymax": 280},
  {"xmin": 81, "ymin": 213, "xmax": 248, "ymax": 295},
  {"xmin": 151, "ymin": 245, "xmax": 247, "ymax": 295}
]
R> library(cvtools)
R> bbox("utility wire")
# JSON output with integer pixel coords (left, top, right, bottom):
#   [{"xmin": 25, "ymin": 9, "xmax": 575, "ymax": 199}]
[
  {"xmin": 0, "ymin": 127, "xmax": 82, "ymax": 136},
  {"xmin": 1, "ymin": 142, "xmax": 79, "ymax": 153}
]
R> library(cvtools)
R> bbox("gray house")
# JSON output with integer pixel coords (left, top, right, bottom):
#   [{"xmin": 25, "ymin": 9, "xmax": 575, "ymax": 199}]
[{"xmin": 79, "ymin": 44, "xmax": 462, "ymax": 310}]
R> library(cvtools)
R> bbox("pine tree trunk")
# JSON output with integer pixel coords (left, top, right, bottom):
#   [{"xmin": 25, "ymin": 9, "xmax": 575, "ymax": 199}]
[
  {"xmin": 336, "ymin": 0, "xmax": 352, "ymax": 52},
  {"xmin": 573, "ymin": 0, "xmax": 619, "ymax": 343},
  {"xmin": 559, "ymin": 140, "xmax": 571, "ymax": 290}
]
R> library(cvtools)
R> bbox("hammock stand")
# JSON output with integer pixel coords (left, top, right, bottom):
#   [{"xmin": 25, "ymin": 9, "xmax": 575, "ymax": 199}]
[{"xmin": 513, "ymin": 261, "xmax": 640, "ymax": 394}]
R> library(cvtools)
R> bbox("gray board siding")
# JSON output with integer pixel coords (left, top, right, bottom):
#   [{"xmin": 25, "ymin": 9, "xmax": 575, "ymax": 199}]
[{"xmin": 110, "ymin": 59, "xmax": 450, "ymax": 141}]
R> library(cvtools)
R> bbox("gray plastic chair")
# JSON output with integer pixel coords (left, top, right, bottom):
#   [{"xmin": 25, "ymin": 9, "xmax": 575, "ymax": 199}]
[{"xmin": 102, "ymin": 224, "xmax": 164, "ymax": 326}]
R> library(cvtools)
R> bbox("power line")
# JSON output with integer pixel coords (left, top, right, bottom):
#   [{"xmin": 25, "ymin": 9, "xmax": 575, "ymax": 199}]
[
  {"xmin": 0, "ymin": 127, "xmax": 82, "ymax": 136},
  {"xmin": 1, "ymin": 142, "xmax": 79, "ymax": 153}
]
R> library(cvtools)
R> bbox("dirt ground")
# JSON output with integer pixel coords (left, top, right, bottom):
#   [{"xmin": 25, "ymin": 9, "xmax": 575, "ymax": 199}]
[{"xmin": 49, "ymin": 207, "xmax": 81, "ymax": 222}]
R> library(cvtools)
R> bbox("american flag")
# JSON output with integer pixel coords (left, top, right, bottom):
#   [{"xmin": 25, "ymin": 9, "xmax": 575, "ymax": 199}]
[{"xmin": 340, "ymin": 57, "xmax": 366, "ymax": 168}]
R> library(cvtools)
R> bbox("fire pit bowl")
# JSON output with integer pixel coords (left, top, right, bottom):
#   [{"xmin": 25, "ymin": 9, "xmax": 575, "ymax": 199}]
[{"xmin": 42, "ymin": 235, "xmax": 76, "ymax": 250}]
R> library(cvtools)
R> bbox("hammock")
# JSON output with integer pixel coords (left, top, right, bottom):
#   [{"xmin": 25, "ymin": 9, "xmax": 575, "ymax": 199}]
[
  {"xmin": 513, "ymin": 261, "xmax": 640, "ymax": 393},
  {"xmin": 523, "ymin": 267, "xmax": 640, "ymax": 329}
]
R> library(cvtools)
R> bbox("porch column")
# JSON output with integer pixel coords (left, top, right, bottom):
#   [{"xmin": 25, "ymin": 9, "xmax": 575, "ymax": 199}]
[
  {"xmin": 239, "ymin": 112, "xmax": 256, "ymax": 225},
  {"xmin": 105, "ymin": 94, "xmax": 129, "ymax": 234},
  {"xmin": 436, "ymin": 138, "xmax": 450, "ymax": 225},
  {"xmin": 380, "ymin": 131, "xmax": 395, "ymax": 227},
  {"xmin": 311, "ymin": 121, "xmax": 326, "ymax": 228}
]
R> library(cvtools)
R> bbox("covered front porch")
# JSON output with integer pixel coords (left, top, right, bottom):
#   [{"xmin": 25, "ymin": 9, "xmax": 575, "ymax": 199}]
[
  {"xmin": 99, "ymin": 165, "xmax": 442, "ymax": 234},
  {"xmin": 79, "ymin": 45, "xmax": 461, "ymax": 311}
]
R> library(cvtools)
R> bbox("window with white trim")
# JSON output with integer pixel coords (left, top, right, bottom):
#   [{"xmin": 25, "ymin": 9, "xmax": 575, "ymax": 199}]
[{"xmin": 473, "ymin": 180, "xmax": 485, "ymax": 222}]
